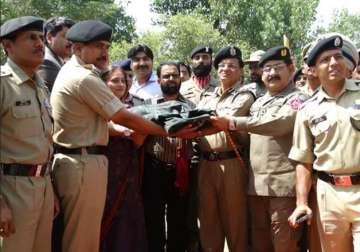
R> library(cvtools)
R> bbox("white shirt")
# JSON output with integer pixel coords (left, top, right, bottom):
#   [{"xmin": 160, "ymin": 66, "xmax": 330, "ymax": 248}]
[{"xmin": 129, "ymin": 72, "xmax": 162, "ymax": 100}]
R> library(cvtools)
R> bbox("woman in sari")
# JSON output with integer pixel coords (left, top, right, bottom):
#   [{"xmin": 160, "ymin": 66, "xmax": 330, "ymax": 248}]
[{"xmin": 100, "ymin": 65, "xmax": 147, "ymax": 252}]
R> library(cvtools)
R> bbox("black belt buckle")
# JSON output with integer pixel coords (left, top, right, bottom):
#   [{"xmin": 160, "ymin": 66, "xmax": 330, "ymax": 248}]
[{"xmin": 208, "ymin": 151, "xmax": 219, "ymax": 161}]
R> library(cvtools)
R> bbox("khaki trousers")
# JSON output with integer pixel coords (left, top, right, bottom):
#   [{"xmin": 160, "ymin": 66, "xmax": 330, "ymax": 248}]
[
  {"xmin": 52, "ymin": 153, "xmax": 107, "ymax": 252},
  {"xmin": 0, "ymin": 175, "xmax": 54, "ymax": 252},
  {"xmin": 198, "ymin": 158, "xmax": 248, "ymax": 252},
  {"xmin": 316, "ymin": 179, "xmax": 360, "ymax": 252},
  {"xmin": 249, "ymin": 196, "xmax": 301, "ymax": 252}
]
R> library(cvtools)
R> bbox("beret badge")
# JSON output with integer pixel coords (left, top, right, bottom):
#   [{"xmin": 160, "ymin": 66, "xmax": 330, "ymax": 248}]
[
  {"xmin": 334, "ymin": 37, "xmax": 341, "ymax": 47},
  {"xmin": 230, "ymin": 47, "xmax": 236, "ymax": 56}
]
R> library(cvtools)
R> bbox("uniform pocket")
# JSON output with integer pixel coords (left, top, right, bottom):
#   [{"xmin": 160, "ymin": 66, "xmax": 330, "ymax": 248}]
[{"xmin": 11, "ymin": 103, "xmax": 42, "ymax": 137}]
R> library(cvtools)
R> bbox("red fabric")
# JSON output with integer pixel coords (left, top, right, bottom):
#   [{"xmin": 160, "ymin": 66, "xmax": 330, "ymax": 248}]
[
  {"xmin": 193, "ymin": 75, "xmax": 211, "ymax": 89},
  {"xmin": 175, "ymin": 140, "xmax": 189, "ymax": 194}
]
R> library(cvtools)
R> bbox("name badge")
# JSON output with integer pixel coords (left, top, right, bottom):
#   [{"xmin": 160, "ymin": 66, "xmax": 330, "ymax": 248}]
[
  {"xmin": 15, "ymin": 100, "xmax": 31, "ymax": 106},
  {"xmin": 311, "ymin": 115, "xmax": 327, "ymax": 126}
]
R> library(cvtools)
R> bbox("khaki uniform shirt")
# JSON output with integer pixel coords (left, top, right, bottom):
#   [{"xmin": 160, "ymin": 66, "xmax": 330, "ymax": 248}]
[
  {"xmin": 232, "ymin": 83, "xmax": 306, "ymax": 197},
  {"xmin": 0, "ymin": 59, "xmax": 53, "ymax": 164},
  {"xmin": 198, "ymin": 82, "xmax": 255, "ymax": 152},
  {"xmin": 51, "ymin": 55, "xmax": 124, "ymax": 148},
  {"xmin": 289, "ymin": 79, "xmax": 360, "ymax": 174},
  {"xmin": 240, "ymin": 82, "xmax": 267, "ymax": 99},
  {"xmin": 180, "ymin": 76, "xmax": 218, "ymax": 105}
]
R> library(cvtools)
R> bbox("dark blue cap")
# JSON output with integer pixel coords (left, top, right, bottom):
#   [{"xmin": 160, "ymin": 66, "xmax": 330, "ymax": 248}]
[
  {"xmin": 213, "ymin": 46, "xmax": 243, "ymax": 69},
  {"xmin": 66, "ymin": 20, "xmax": 112, "ymax": 43},
  {"xmin": 259, "ymin": 46, "xmax": 291, "ymax": 67},
  {"xmin": 1, "ymin": 16, "xmax": 43, "ymax": 39},
  {"xmin": 306, "ymin": 35, "xmax": 343, "ymax": 67}
]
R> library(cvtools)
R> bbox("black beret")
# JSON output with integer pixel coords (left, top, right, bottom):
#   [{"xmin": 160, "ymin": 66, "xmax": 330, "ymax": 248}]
[
  {"xmin": 306, "ymin": 35, "xmax": 343, "ymax": 67},
  {"xmin": 127, "ymin": 44, "xmax": 154, "ymax": 60},
  {"xmin": 190, "ymin": 45, "xmax": 212, "ymax": 59},
  {"xmin": 259, "ymin": 46, "xmax": 291, "ymax": 67},
  {"xmin": 66, "ymin": 20, "xmax": 112, "ymax": 43},
  {"xmin": 213, "ymin": 46, "xmax": 243, "ymax": 69},
  {"xmin": 112, "ymin": 59, "xmax": 131, "ymax": 71},
  {"xmin": 1, "ymin": 16, "xmax": 43, "ymax": 39}
]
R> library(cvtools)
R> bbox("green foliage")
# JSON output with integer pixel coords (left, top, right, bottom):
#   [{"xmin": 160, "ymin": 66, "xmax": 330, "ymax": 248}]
[
  {"xmin": 0, "ymin": 0, "xmax": 136, "ymax": 42},
  {"xmin": 151, "ymin": 0, "xmax": 211, "ymax": 16},
  {"xmin": 158, "ymin": 13, "xmax": 225, "ymax": 63},
  {"xmin": 314, "ymin": 9, "xmax": 360, "ymax": 48},
  {"xmin": 109, "ymin": 13, "xmax": 226, "ymax": 70},
  {"xmin": 209, "ymin": 0, "xmax": 319, "ymax": 54}
]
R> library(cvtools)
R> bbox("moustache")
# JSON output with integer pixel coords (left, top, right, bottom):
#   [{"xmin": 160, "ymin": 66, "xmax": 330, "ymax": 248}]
[
  {"xmin": 138, "ymin": 65, "xmax": 149, "ymax": 69},
  {"xmin": 268, "ymin": 76, "xmax": 281, "ymax": 82}
]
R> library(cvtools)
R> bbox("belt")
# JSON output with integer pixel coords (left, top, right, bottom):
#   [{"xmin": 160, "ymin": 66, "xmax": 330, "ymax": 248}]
[
  {"xmin": 317, "ymin": 171, "xmax": 360, "ymax": 186},
  {"xmin": 202, "ymin": 150, "xmax": 238, "ymax": 161},
  {"xmin": 1, "ymin": 163, "xmax": 50, "ymax": 177},
  {"xmin": 55, "ymin": 145, "xmax": 107, "ymax": 155},
  {"xmin": 146, "ymin": 154, "xmax": 176, "ymax": 170}
]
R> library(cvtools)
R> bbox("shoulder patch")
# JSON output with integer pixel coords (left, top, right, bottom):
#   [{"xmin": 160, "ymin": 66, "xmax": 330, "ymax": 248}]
[{"xmin": 287, "ymin": 93, "xmax": 307, "ymax": 111}]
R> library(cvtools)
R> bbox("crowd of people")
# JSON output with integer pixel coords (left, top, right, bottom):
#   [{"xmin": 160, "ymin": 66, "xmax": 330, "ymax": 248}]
[{"xmin": 0, "ymin": 15, "xmax": 359, "ymax": 252}]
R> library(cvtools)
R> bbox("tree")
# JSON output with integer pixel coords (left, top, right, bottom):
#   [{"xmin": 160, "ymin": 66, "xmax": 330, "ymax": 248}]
[
  {"xmin": 151, "ymin": 0, "xmax": 211, "ymax": 16},
  {"xmin": 313, "ymin": 9, "xmax": 360, "ymax": 47},
  {"xmin": 209, "ymin": 0, "xmax": 319, "ymax": 54},
  {"xmin": 0, "ymin": 0, "xmax": 136, "ymax": 42},
  {"xmin": 158, "ymin": 13, "xmax": 226, "ymax": 63},
  {"xmin": 110, "ymin": 12, "xmax": 226, "ymax": 70}
]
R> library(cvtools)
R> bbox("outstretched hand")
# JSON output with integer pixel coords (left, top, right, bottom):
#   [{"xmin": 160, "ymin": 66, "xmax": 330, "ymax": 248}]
[{"xmin": 170, "ymin": 124, "xmax": 201, "ymax": 139}]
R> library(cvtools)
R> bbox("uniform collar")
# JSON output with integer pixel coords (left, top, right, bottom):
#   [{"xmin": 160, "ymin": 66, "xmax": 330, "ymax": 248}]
[
  {"xmin": 6, "ymin": 58, "xmax": 42, "ymax": 87},
  {"xmin": 263, "ymin": 80, "xmax": 296, "ymax": 99},
  {"xmin": 214, "ymin": 81, "xmax": 242, "ymax": 96},
  {"xmin": 72, "ymin": 55, "xmax": 102, "ymax": 76},
  {"xmin": 317, "ymin": 79, "xmax": 360, "ymax": 104}
]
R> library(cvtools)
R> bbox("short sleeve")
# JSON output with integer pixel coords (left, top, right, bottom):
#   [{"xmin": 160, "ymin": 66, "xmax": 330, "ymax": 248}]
[
  {"xmin": 288, "ymin": 109, "xmax": 315, "ymax": 163},
  {"xmin": 78, "ymin": 74, "xmax": 124, "ymax": 120}
]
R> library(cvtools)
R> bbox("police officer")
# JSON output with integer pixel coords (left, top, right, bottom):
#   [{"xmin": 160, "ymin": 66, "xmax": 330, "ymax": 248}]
[
  {"xmin": 180, "ymin": 45, "xmax": 218, "ymax": 104},
  {"xmin": 243, "ymin": 50, "xmax": 267, "ymax": 98},
  {"xmin": 179, "ymin": 45, "xmax": 218, "ymax": 252},
  {"xmin": 196, "ymin": 46, "xmax": 254, "ymax": 252},
  {"xmin": 288, "ymin": 35, "xmax": 360, "ymax": 252},
  {"xmin": 50, "ymin": 20, "xmax": 166, "ymax": 252},
  {"xmin": 0, "ymin": 16, "xmax": 54, "ymax": 252},
  {"xmin": 212, "ymin": 46, "xmax": 306, "ymax": 252}
]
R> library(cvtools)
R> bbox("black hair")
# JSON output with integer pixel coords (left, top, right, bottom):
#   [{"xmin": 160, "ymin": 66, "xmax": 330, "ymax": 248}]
[
  {"xmin": 44, "ymin": 17, "xmax": 75, "ymax": 39},
  {"xmin": 156, "ymin": 61, "xmax": 180, "ymax": 78},
  {"xmin": 127, "ymin": 44, "xmax": 154, "ymax": 60},
  {"xmin": 178, "ymin": 61, "xmax": 191, "ymax": 76}
]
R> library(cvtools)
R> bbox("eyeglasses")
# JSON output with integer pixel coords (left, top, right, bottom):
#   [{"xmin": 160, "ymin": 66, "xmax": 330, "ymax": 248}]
[
  {"xmin": 263, "ymin": 63, "xmax": 287, "ymax": 73},
  {"xmin": 218, "ymin": 63, "xmax": 240, "ymax": 70},
  {"xmin": 161, "ymin": 73, "xmax": 180, "ymax": 79}
]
